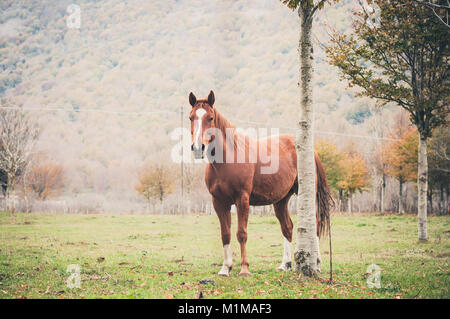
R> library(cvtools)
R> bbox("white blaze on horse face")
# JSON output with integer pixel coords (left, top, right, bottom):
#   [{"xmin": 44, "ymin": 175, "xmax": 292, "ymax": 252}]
[
  {"xmin": 218, "ymin": 244, "xmax": 232, "ymax": 276},
  {"xmin": 194, "ymin": 108, "xmax": 207, "ymax": 149},
  {"xmin": 277, "ymin": 237, "xmax": 292, "ymax": 271}
]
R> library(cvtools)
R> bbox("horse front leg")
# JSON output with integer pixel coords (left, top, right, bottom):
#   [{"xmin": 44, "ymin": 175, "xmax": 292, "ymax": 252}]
[
  {"xmin": 236, "ymin": 193, "xmax": 250, "ymax": 277},
  {"xmin": 212, "ymin": 197, "xmax": 232, "ymax": 276}
]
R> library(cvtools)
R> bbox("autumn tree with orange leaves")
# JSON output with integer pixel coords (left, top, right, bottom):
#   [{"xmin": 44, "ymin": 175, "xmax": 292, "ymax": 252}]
[
  {"xmin": 337, "ymin": 146, "xmax": 370, "ymax": 214},
  {"xmin": 382, "ymin": 127, "xmax": 418, "ymax": 214},
  {"xmin": 315, "ymin": 139, "xmax": 370, "ymax": 214},
  {"xmin": 315, "ymin": 139, "xmax": 346, "ymax": 211},
  {"xmin": 135, "ymin": 163, "xmax": 175, "ymax": 214},
  {"xmin": 27, "ymin": 155, "xmax": 64, "ymax": 200}
]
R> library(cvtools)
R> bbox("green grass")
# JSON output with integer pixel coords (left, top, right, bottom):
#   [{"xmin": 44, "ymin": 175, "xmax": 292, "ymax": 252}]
[{"xmin": 0, "ymin": 212, "xmax": 449, "ymax": 299}]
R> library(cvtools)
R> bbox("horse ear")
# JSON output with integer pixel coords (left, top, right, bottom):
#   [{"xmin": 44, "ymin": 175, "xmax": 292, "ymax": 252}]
[
  {"xmin": 189, "ymin": 92, "xmax": 197, "ymax": 107},
  {"xmin": 208, "ymin": 90, "xmax": 215, "ymax": 107}
]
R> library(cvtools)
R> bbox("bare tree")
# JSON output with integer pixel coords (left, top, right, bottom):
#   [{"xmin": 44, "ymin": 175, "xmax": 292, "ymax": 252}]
[{"xmin": 0, "ymin": 101, "xmax": 39, "ymax": 222}]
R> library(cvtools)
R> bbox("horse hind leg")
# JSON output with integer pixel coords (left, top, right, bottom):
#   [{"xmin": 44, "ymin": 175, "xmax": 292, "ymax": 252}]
[
  {"xmin": 273, "ymin": 195, "xmax": 293, "ymax": 271},
  {"xmin": 236, "ymin": 193, "xmax": 251, "ymax": 277}
]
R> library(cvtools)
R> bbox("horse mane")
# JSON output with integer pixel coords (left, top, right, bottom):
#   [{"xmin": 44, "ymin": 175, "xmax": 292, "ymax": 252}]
[{"xmin": 213, "ymin": 107, "xmax": 235, "ymax": 137}]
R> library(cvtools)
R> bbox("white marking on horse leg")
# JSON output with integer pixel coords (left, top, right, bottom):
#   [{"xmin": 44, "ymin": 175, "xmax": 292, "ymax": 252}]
[
  {"xmin": 194, "ymin": 108, "xmax": 207, "ymax": 148},
  {"xmin": 277, "ymin": 237, "xmax": 292, "ymax": 271},
  {"xmin": 218, "ymin": 244, "xmax": 232, "ymax": 276}
]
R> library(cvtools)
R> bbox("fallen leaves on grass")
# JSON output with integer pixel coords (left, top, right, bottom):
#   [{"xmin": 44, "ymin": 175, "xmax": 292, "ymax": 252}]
[
  {"xmin": 212, "ymin": 289, "xmax": 223, "ymax": 296},
  {"xmin": 255, "ymin": 288, "xmax": 265, "ymax": 295}
]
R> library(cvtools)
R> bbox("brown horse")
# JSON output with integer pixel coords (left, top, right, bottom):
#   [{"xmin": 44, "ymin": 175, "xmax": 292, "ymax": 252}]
[{"xmin": 188, "ymin": 91, "xmax": 332, "ymax": 276}]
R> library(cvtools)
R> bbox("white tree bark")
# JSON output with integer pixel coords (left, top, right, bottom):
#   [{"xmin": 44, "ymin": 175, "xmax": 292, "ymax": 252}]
[
  {"xmin": 418, "ymin": 135, "xmax": 428, "ymax": 241},
  {"xmin": 294, "ymin": 5, "xmax": 319, "ymax": 277}
]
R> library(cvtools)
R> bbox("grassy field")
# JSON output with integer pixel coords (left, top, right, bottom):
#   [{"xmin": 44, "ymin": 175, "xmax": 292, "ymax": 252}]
[{"xmin": 0, "ymin": 211, "xmax": 449, "ymax": 299}]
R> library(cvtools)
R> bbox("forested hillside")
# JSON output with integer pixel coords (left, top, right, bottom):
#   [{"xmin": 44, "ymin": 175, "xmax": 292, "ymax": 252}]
[{"xmin": 1, "ymin": 0, "xmax": 405, "ymax": 211}]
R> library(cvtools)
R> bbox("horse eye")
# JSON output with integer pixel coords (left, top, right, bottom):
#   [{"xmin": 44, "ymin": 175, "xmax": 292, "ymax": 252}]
[
  {"xmin": 209, "ymin": 117, "xmax": 214, "ymax": 122},
  {"xmin": 189, "ymin": 117, "xmax": 193, "ymax": 121}
]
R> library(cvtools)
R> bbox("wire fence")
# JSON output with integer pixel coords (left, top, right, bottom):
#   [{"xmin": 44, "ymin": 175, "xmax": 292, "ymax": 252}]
[{"xmin": 0, "ymin": 105, "xmax": 400, "ymax": 141}]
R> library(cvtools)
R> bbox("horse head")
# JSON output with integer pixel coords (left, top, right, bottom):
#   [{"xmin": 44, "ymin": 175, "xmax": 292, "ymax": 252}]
[{"xmin": 188, "ymin": 90, "xmax": 216, "ymax": 159}]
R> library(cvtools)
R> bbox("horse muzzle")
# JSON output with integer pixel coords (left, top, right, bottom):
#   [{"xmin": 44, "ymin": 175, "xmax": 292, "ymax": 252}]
[{"xmin": 191, "ymin": 143, "xmax": 205, "ymax": 159}]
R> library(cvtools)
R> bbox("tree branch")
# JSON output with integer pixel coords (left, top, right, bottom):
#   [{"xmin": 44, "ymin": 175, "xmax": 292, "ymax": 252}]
[{"xmin": 415, "ymin": 0, "xmax": 450, "ymax": 28}]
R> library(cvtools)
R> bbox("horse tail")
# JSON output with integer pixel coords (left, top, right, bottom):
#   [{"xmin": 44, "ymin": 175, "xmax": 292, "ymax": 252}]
[{"xmin": 315, "ymin": 153, "xmax": 334, "ymax": 238}]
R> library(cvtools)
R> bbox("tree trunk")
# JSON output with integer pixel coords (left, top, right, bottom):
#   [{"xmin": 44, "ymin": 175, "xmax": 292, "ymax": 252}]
[
  {"xmin": 417, "ymin": 136, "xmax": 428, "ymax": 241},
  {"xmin": 11, "ymin": 191, "xmax": 15, "ymax": 221},
  {"xmin": 380, "ymin": 174, "xmax": 386, "ymax": 215},
  {"xmin": 24, "ymin": 194, "xmax": 29, "ymax": 214},
  {"xmin": 6, "ymin": 189, "xmax": 14, "ymax": 223},
  {"xmin": 186, "ymin": 196, "xmax": 191, "ymax": 215},
  {"xmin": 398, "ymin": 180, "xmax": 404, "ymax": 214},
  {"xmin": 444, "ymin": 185, "xmax": 450, "ymax": 214},
  {"xmin": 7, "ymin": 174, "xmax": 16, "ymax": 223},
  {"xmin": 348, "ymin": 195, "xmax": 352, "ymax": 215},
  {"xmin": 428, "ymin": 188, "xmax": 433, "ymax": 215},
  {"xmin": 293, "ymin": 6, "xmax": 319, "ymax": 277}
]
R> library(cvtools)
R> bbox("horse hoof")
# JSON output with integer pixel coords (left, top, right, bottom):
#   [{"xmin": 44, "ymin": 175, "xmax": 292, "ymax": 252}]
[
  {"xmin": 218, "ymin": 266, "xmax": 232, "ymax": 276},
  {"xmin": 239, "ymin": 270, "xmax": 251, "ymax": 277},
  {"xmin": 218, "ymin": 272, "xmax": 229, "ymax": 277},
  {"xmin": 277, "ymin": 265, "xmax": 286, "ymax": 272},
  {"xmin": 277, "ymin": 261, "xmax": 291, "ymax": 271},
  {"xmin": 218, "ymin": 271, "xmax": 230, "ymax": 277}
]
